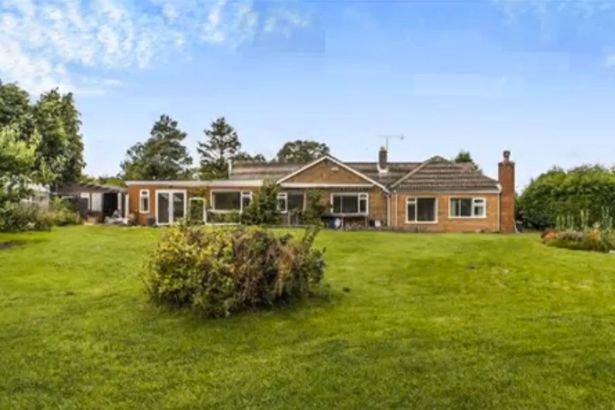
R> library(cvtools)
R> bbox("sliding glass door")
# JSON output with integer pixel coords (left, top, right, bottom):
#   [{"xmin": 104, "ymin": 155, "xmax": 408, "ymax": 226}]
[{"xmin": 156, "ymin": 190, "xmax": 186, "ymax": 225}]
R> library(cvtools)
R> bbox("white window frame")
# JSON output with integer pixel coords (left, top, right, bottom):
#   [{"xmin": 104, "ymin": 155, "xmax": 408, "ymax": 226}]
[
  {"xmin": 330, "ymin": 192, "xmax": 369, "ymax": 216},
  {"xmin": 449, "ymin": 197, "xmax": 487, "ymax": 219},
  {"xmin": 155, "ymin": 189, "xmax": 187, "ymax": 225},
  {"xmin": 188, "ymin": 197, "xmax": 206, "ymax": 223},
  {"xmin": 277, "ymin": 193, "xmax": 288, "ymax": 213},
  {"xmin": 139, "ymin": 189, "xmax": 150, "ymax": 213},
  {"xmin": 405, "ymin": 197, "xmax": 438, "ymax": 224},
  {"xmin": 210, "ymin": 190, "xmax": 252, "ymax": 213}
]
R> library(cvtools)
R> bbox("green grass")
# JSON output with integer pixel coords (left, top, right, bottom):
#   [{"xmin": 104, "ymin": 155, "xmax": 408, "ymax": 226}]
[{"xmin": 2, "ymin": 226, "xmax": 615, "ymax": 409}]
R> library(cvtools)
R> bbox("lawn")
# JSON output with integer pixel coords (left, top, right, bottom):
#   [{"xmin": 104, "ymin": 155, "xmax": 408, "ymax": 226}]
[{"xmin": 2, "ymin": 226, "xmax": 615, "ymax": 409}]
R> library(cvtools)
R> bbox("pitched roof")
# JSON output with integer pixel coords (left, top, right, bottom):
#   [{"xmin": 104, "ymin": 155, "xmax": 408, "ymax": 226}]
[
  {"xmin": 391, "ymin": 156, "xmax": 500, "ymax": 192},
  {"xmin": 56, "ymin": 182, "xmax": 126, "ymax": 195},
  {"xmin": 229, "ymin": 162, "xmax": 303, "ymax": 180},
  {"xmin": 346, "ymin": 162, "xmax": 421, "ymax": 186},
  {"xmin": 229, "ymin": 155, "xmax": 500, "ymax": 192}
]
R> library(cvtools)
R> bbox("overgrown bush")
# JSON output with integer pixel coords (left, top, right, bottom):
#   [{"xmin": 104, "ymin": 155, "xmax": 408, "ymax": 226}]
[
  {"xmin": 142, "ymin": 224, "xmax": 325, "ymax": 317},
  {"xmin": 48, "ymin": 197, "xmax": 82, "ymax": 226},
  {"xmin": 241, "ymin": 180, "xmax": 281, "ymax": 225},
  {"xmin": 206, "ymin": 211, "xmax": 241, "ymax": 224},
  {"xmin": 301, "ymin": 190, "xmax": 327, "ymax": 226},
  {"xmin": 0, "ymin": 202, "xmax": 53, "ymax": 232},
  {"xmin": 544, "ymin": 229, "xmax": 614, "ymax": 253}
]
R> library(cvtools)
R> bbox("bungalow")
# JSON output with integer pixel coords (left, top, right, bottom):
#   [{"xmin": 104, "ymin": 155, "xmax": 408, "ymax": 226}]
[{"xmin": 125, "ymin": 148, "xmax": 516, "ymax": 233}]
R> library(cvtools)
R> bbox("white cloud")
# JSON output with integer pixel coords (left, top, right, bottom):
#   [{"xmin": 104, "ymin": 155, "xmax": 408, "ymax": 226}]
[
  {"xmin": 606, "ymin": 54, "xmax": 615, "ymax": 67},
  {"xmin": 0, "ymin": 0, "xmax": 311, "ymax": 95},
  {"xmin": 264, "ymin": 8, "xmax": 310, "ymax": 36}
]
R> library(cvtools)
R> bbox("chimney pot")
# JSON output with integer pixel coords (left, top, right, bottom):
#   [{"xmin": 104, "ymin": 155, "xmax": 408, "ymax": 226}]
[{"xmin": 503, "ymin": 150, "xmax": 511, "ymax": 162}]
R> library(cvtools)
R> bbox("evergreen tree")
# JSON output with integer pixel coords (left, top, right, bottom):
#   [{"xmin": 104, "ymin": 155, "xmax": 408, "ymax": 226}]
[
  {"xmin": 59, "ymin": 93, "xmax": 85, "ymax": 182},
  {"xmin": 198, "ymin": 117, "xmax": 241, "ymax": 179},
  {"xmin": 121, "ymin": 114, "xmax": 193, "ymax": 180},
  {"xmin": 453, "ymin": 150, "xmax": 481, "ymax": 172}
]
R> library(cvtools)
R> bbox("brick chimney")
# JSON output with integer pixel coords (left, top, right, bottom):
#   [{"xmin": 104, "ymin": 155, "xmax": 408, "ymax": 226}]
[
  {"xmin": 378, "ymin": 146, "xmax": 388, "ymax": 172},
  {"xmin": 499, "ymin": 150, "xmax": 515, "ymax": 233}
]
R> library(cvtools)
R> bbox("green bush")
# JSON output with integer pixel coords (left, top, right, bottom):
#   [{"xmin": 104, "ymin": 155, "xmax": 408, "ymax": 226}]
[
  {"xmin": 241, "ymin": 180, "xmax": 281, "ymax": 225},
  {"xmin": 48, "ymin": 197, "xmax": 82, "ymax": 226},
  {"xmin": 518, "ymin": 165, "xmax": 615, "ymax": 229},
  {"xmin": 143, "ymin": 224, "xmax": 325, "ymax": 318},
  {"xmin": 206, "ymin": 211, "xmax": 241, "ymax": 224},
  {"xmin": 0, "ymin": 202, "xmax": 53, "ymax": 232},
  {"xmin": 544, "ymin": 229, "xmax": 615, "ymax": 253}
]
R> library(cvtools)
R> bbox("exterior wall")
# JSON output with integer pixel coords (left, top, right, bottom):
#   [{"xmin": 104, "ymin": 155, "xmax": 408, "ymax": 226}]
[
  {"xmin": 391, "ymin": 192, "xmax": 501, "ymax": 232},
  {"xmin": 284, "ymin": 158, "xmax": 368, "ymax": 184},
  {"xmin": 126, "ymin": 184, "xmax": 258, "ymax": 225},
  {"xmin": 282, "ymin": 158, "xmax": 389, "ymax": 225}
]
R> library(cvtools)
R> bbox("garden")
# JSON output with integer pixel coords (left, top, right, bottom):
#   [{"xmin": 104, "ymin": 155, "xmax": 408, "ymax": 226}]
[{"xmin": 3, "ymin": 226, "xmax": 615, "ymax": 409}]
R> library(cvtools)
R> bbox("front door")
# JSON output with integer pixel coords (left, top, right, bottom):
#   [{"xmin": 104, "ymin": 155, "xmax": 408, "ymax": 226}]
[{"xmin": 156, "ymin": 191, "xmax": 186, "ymax": 225}]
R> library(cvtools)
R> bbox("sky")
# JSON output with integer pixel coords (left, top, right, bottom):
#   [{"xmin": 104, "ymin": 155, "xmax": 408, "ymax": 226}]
[{"xmin": 2, "ymin": 0, "xmax": 615, "ymax": 191}]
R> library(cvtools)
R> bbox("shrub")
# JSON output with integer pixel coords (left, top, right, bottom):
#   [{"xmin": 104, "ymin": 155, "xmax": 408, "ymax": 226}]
[
  {"xmin": 518, "ymin": 165, "xmax": 615, "ymax": 229},
  {"xmin": 543, "ymin": 229, "xmax": 615, "ymax": 253},
  {"xmin": 206, "ymin": 211, "xmax": 240, "ymax": 224},
  {"xmin": 48, "ymin": 197, "xmax": 82, "ymax": 226},
  {"xmin": 241, "ymin": 180, "xmax": 281, "ymax": 225},
  {"xmin": 301, "ymin": 190, "xmax": 327, "ymax": 226},
  {"xmin": 142, "ymin": 224, "xmax": 325, "ymax": 318},
  {"xmin": 0, "ymin": 202, "xmax": 53, "ymax": 232}
]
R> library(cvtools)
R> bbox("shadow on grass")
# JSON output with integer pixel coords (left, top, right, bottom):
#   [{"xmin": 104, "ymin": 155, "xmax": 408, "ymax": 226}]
[
  {"xmin": 139, "ymin": 283, "xmax": 346, "ymax": 326},
  {"xmin": 0, "ymin": 240, "xmax": 25, "ymax": 251}
]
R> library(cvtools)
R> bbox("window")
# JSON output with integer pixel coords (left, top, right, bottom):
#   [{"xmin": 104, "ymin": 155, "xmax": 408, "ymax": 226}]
[
  {"xmin": 277, "ymin": 193, "xmax": 288, "ymax": 213},
  {"xmin": 139, "ymin": 189, "xmax": 149, "ymax": 213},
  {"xmin": 288, "ymin": 193, "xmax": 305, "ymax": 212},
  {"xmin": 406, "ymin": 197, "xmax": 437, "ymax": 223},
  {"xmin": 331, "ymin": 193, "xmax": 368, "ymax": 215},
  {"xmin": 212, "ymin": 192, "xmax": 240, "ymax": 211},
  {"xmin": 241, "ymin": 192, "xmax": 252, "ymax": 210},
  {"xmin": 211, "ymin": 191, "xmax": 252, "ymax": 212},
  {"xmin": 189, "ymin": 198, "xmax": 205, "ymax": 222},
  {"xmin": 450, "ymin": 198, "xmax": 486, "ymax": 218}
]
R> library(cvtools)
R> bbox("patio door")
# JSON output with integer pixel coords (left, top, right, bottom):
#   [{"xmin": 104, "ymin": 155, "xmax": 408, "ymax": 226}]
[{"xmin": 156, "ymin": 190, "xmax": 186, "ymax": 225}]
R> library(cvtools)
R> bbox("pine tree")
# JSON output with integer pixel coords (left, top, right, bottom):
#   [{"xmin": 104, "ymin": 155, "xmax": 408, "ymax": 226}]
[
  {"xmin": 121, "ymin": 114, "xmax": 193, "ymax": 180},
  {"xmin": 198, "ymin": 117, "xmax": 241, "ymax": 179}
]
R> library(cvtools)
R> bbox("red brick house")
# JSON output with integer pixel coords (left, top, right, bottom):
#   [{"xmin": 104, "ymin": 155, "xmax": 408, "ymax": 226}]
[{"xmin": 125, "ymin": 149, "xmax": 515, "ymax": 233}]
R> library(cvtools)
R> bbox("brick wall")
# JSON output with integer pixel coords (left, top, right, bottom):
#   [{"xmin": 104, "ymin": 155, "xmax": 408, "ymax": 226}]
[
  {"xmin": 390, "ymin": 192, "xmax": 501, "ymax": 232},
  {"xmin": 498, "ymin": 153, "xmax": 516, "ymax": 234},
  {"xmin": 126, "ymin": 184, "xmax": 258, "ymax": 225},
  {"xmin": 284, "ymin": 158, "xmax": 368, "ymax": 184}
]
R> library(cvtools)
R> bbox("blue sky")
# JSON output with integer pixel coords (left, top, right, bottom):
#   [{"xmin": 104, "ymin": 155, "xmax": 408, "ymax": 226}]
[{"xmin": 2, "ymin": 0, "xmax": 615, "ymax": 190}]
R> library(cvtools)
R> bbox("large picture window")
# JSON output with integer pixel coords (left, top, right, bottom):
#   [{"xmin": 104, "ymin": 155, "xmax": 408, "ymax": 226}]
[
  {"xmin": 288, "ymin": 193, "xmax": 305, "ymax": 212},
  {"xmin": 139, "ymin": 189, "xmax": 149, "ymax": 213},
  {"xmin": 211, "ymin": 191, "xmax": 252, "ymax": 212},
  {"xmin": 331, "ymin": 193, "xmax": 368, "ymax": 215},
  {"xmin": 406, "ymin": 197, "xmax": 437, "ymax": 223},
  {"xmin": 450, "ymin": 198, "xmax": 486, "ymax": 218}
]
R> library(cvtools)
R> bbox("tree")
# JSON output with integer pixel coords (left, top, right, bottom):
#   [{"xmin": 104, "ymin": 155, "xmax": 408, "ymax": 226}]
[
  {"xmin": 121, "ymin": 114, "xmax": 193, "ymax": 180},
  {"xmin": 233, "ymin": 151, "xmax": 267, "ymax": 163},
  {"xmin": 276, "ymin": 140, "xmax": 329, "ymax": 163},
  {"xmin": 517, "ymin": 165, "xmax": 615, "ymax": 230},
  {"xmin": 198, "ymin": 117, "xmax": 241, "ymax": 179},
  {"xmin": 58, "ymin": 93, "xmax": 85, "ymax": 182},
  {"xmin": 241, "ymin": 180, "xmax": 281, "ymax": 225},
  {"xmin": 0, "ymin": 126, "xmax": 38, "ymax": 205},
  {"xmin": 453, "ymin": 150, "xmax": 481, "ymax": 172},
  {"xmin": 32, "ymin": 90, "xmax": 69, "ymax": 185},
  {"xmin": 0, "ymin": 80, "xmax": 33, "ymax": 140},
  {"xmin": 32, "ymin": 89, "xmax": 85, "ymax": 185}
]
